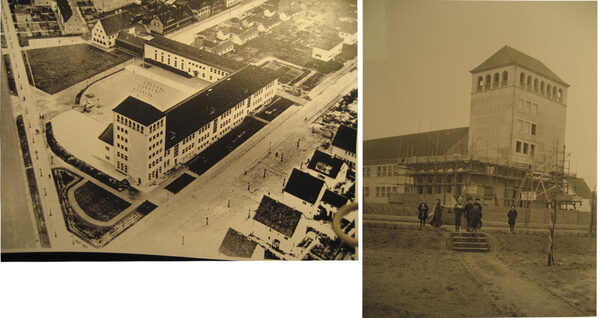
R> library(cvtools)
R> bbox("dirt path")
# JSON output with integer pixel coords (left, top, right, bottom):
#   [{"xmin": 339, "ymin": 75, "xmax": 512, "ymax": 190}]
[{"xmin": 459, "ymin": 252, "xmax": 586, "ymax": 317}]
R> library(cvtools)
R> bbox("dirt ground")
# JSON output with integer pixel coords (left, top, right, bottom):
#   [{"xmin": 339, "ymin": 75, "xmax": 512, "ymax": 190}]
[{"xmin": 363, "ymin": 225, "xmax": 596, "ymax": 317}]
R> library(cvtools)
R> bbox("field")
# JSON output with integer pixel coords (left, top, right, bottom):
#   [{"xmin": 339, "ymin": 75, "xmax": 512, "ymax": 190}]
[
  {"xmin": 363, "ymin": 225, "xmax": 595, "ymax": 317},
  {"xmin": 25, "ymin": 44, "xmax": 132, "ymax": 94},
  {"xmin": 73, "ymin": 181, "xmax": 131, "ymax": 222}
]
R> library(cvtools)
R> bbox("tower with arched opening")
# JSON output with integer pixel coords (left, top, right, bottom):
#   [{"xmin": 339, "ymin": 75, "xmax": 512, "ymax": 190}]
[{"xmin": 469, "ymin": 45, "xmax": 569, "ymax": 168}]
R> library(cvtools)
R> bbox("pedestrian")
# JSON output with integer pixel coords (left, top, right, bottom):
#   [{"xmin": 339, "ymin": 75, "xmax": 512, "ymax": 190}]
[
  {"xmin": 417, "ymin": 201, "xmax": 429, "ymax": 230},
  {"xmin": 430, "ymin": 199, "xmax": 443, "ymax": 228},
  {"xmin": 454, "ymin": 198, "xmax": 464, "ymax": 232},
  {"xmin": 507, "ymin": 205, "xmax": 518, "ymax": 233},
  {"xmin": 471, "ymin": 198, "xmax": 483, "ymax": 232},
  {"xmin": 464, "ymin": 197, "xmax": 473, "ymax": 232}
]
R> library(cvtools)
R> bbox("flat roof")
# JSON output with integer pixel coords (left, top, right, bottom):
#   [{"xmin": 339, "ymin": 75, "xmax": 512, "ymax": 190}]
[
  {"xmin": 164, "ymin": 65, "xmax": 277, "ymax": 148},
  {"xmin": 283, "ymin": 168, "xmax": 324, "ymax": 205},
  {"xmin": 254, "ymin": 196, "xmax": 302, "ymax": 238},
  {"xmin": 332, "ymin": 125, "xmax": 356, "ymax": 154},
  {"xmin": 307, "ymin": 149, "xmax": 344, "ymax": 178},
  {"xmin": 113, "ymin": 96, "xmax": 164, "ymax": 126},
  {"xmin": 147, "ymin": 35, "xmax": 246, "ymax": 73}
]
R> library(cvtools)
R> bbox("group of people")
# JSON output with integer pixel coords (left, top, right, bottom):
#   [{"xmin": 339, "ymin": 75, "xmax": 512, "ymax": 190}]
[
  {"xmin": 417, "ymin": 198, "xmax": 520, "ymax": 233},
  {"xmin": 417, "ymin": 198, "xmax": 484, "ymax": 232}
]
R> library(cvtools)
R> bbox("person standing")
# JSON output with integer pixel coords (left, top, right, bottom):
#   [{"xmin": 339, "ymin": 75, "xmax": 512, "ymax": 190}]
[
  {"xmin": 507, "ymin": 205, "xmax": 518, "ymax": 233},
  {"xmin": 430, "ymin": 199, "xmax": 443, "ymax": 228},
  {"xmin": 454, "ymin": 199, "xmax": 464, "ymax": 232},
  {"xmin": 464, "ymin": 198, "xmax": 473, "ymax": 232},
  {"xmin": 471, "ymin": 198, "xmax": 483, "ymax": 232},
  {"xmin": 418, "ymin": 201, "xmax": 429, "ymax": 230}
]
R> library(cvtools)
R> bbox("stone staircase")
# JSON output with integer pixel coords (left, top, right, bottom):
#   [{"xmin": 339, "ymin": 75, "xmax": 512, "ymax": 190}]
[{"xmin": 452, "ymin": 232, "xmax": 489, "ymax": 252}]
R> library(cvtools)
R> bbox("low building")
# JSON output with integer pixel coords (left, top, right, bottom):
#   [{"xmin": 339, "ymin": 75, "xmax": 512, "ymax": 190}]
[
  {"xmin": 188, "ymin": 0, "xmax": 211, "ymax": 21},
  {"xmin": 200, "ymin": 39, "xmax": 234, "ymax": 56},
  {"xmin": 337, "ymin": 21, "xmax": 357, "ymax": 45},
  {"xmin": 252, "ymin": 196, "xmax": 306, "ymax": 253},
  {"xmin": 225, "ymin": 0, "xmax": 240, "ymax": 8},
  {"xmin": 252, "ymin": 15, "xmax": 280, "ymax": 33},
  {"xmin": 283, "ymin": 168, "xmax": 326, "ymax": 216},
  {"xmin": 91, "ymin": 0, "xmax": 136, "ymax": 12},
  {"xmin": 115, "ymin": 31, "xmax": 146, "ymax": 55},
  {"xmin": 148, "ymin": 4, "xmax": 195, "ymax": 35},
  {"xmin": 55, "ymin": 0, "xmax": 85, "ymax": 34},
  {"xmin": 33, "ymin": 0, "xmax": 54, "ymax": 7},
  {"xmin": 319, "ymin": 189, "xmax": 349, "ymax": 219},
  {"xmin": 306, "ymin": 149, "xmax": 348, "ymax": 189},
  {"xmin": 91, "ymin": 12, "xmax": 135, "ymax": 48},
  {"xmin": 330, "ymin": 125, "xmax": 356, "ymax": 168},
  {"xmin": 230, "ymin": 26, "xmax": 258, "ymax": 45},
  {"xmin": 311, "ymin": 35, "xmax": 344, "ymax": 62},
  {"xmin": 106, "ymin": 65, "xmax": 278, "ymax": 187},
  {"xmin": 144, "ymin": 35, "xmax": 246, "ymax": 82}
]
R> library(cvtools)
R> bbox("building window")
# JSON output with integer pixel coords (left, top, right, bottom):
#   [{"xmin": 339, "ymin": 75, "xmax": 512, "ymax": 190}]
[
  {"xmin": 523, "ymin": 143, "xmax": 529, "ymax": 155},
  {"xmin": 530, "ymin": 144, "xmax": 535, "ymax": 157},
  {"xmin": 501, "ymin": 71, "xmax": 508, "ymax": 85},
  {"xmin": 531, "ymin": 123, "xmax": 537, "ymax": 135},
  {"xmin": 516, "ymin": 141, "xmax": 522, "ymax": 153}
]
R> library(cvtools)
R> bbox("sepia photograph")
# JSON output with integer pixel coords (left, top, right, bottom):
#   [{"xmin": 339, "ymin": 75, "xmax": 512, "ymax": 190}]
[
  {"xmin": 363, "ymin": 0, "xmax": 596, "ymax": 317},
  {"xmin": 1, "ymin": 0, "xmax": 358, "ymax": 261}
]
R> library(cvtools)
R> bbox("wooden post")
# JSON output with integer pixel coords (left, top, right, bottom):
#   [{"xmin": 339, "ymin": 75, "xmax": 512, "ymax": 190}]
[{"xmin": 547, "ymin": 199, "xmax": 556, "ymax": 265}]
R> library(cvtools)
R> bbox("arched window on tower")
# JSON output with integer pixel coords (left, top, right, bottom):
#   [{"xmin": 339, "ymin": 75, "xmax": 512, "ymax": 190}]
[
  {"xmin": 540, "ymin": 81, "xmax": 545, "ymax": 96},
  {"xmin": 501, "ymin": 71, "xmax": 508, "ymax": 86},
  {"xmin": 493, "ymin": 73, "xmax": 499, "ymax": 88},
  {"xmin": 533, "ymin": 79, "xmax": 539, "ymax": 93},
  {"xmin": 519, "ymin": 73, "xmax": 525, "ymax": 88},
  {"xmin": 477, "ymin": 76, "xmax": 483, "ymax": 91},
  {"xmin": 558, "ymin": 88, "xmax": 563, "ymax": 102},
  {"xmin": 526, "ymin": 76, "xmax": 532, "ymax": 91},
  {"xmin": 552, "ymin": 86, "xmax": 557, "ymax": 100},
  {"xmin": 485, "ymin": 74, "xmax": 491, "ymax": 89}
]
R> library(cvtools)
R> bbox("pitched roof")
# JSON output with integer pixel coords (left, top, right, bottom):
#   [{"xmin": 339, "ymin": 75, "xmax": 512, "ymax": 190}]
[
  {"xmin": 116, "ymin": 31, "xmax": 146, "ymax": 50},
  {"xmin": 98, "ymin": 123, "xmax": 114, "ymax": 146},
  {"xmin": 147, "ymin": 35, "xmax": 246, "ymax": 72},
  {"xmin": 567, "ymin": 177, "xmax": 593, "ymax": 199},
  {"xmin": 231, "ymin": 26, "xmax": 258, "ymax": 41},
  {"xmin": 364, "ymin": 127, "xmax": 469, "ymax": 164},
  {"xmin": 471, "ymin": 45, "xmax": 569, "ymax": 86},
  {"xmin": 331, "ymin": 125, "xmax": 356, "ymax": 154},
  {"xmin": 99, "ymin": 12, "xmax": 133, "ymax": 36},
  {"xmin": 56, "ymin": 0, "xmax": 73, "ymax": 22},
  {"xmin": 254, "ymin": 196, "xmax": 302, "ymax": 237},
  {"xmin": 321, "ymin": 190, "xmax": 348, "ymax": 208},
  {"xmin": 218, "ymin": 228, "xmax": 257, "ymax": 258},
  {"xmin": 153, "ymin": 4, "xmax": 193, "ymax": 26},
  {"xmin": 307, "ymin": 150, "xmax": 345, "ymax": 178},
  {"xmin": 164, "ymin": 65, "xmax": 277, "ymax": 148},
  {"xmin": 113, "ymin": 96, "xmax": 164, "ymax": 126},
  {"xmin": 283, "ymin": 168, "xmax": 325, "ymax": 205}
]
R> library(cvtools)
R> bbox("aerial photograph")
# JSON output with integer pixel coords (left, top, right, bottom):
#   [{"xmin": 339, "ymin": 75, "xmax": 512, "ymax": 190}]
[
  {"xmin": 1, "ymin": 0, "xmax": 358, "ymax": 261},
  {"xmin": 363, "ymin": 1, "xmax": 595, "ymax": 317}
]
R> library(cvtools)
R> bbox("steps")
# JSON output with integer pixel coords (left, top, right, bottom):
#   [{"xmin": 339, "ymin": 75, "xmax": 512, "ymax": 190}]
[{"xmin": 452, "ymin": 232, "xmax": 489, "ymax": 252}]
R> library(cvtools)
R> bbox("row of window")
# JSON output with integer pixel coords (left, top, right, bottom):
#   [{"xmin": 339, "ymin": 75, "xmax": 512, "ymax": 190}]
[
  {"xmin": 149, "ymin": 119, "xmax": 163, "ymax": 134},
  {"xmin": 148, "ymin": 166, "xmax": 162, "ymax": 181},
  {"xmin": 116, "ymin": 125, "xmax": 128, "ymax": 135},
  {"xmin": 363, "ymin": 186, "xmax": 398, "ymax": 198},
  {"xmin": 517, "ymin": 119, "xmax": 537, "ymax": 136},
  {"xmin": 149, "ymin": 130, "xmax": 163, "ymax": 142},
  {"xmin": 117, "ymin": 115, "xmax": 147, "ymax": 134},
  {"xmin": 515, "ymin": 140, "xmax": 535, "ymax": 156},
  {"xmin": 363, "ymin": 165, "xmax": 398, "ymax": 178},
  {"xmin": 518, "ymin": 72, "xmax": 563, "ymax": 102},
  {"xmin": 117, "ymin": 161, "xmax": 128, "ymax": 173},
  {"xmin": 116, "ymin": 134, "xmax": 128, "ymax": 143},
  {"xmin": 116, "ymin": 143, "xmax": 128, "ymax": 152},
  {"xmin": 148, "ymin": 156, "xmax": 162, "ymax": 169},
  {"xmin": 148, "ymin": 139, "xmax": 163, "ymax": 151},
  {"xmin": 477, "ymin": 71, "xmax": 509, "ymax": 90},
  {"xmin": 116, "ymin": 151, "xmax": 128, "ymax": 161},
  {"xmin": 518, "ymin": 98, "xmax": 538, "ymax": 115}
]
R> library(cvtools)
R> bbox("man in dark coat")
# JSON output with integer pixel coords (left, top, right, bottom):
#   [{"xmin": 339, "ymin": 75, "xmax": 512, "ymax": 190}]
[
  {"xmin": 417, "ymin": 201, "xmax": 429, "ymax": 230},
  {"xmin": 454, "ymin": 200, "xmax": 464, "ymax": 232},
  {"xmin": 507, "ymin": 205, "xmax": 518, "ymax": 233},
  {"xmin": 430, "ymin": 199, "xmax": 444, "ymax": 228},
  {"xmin": 464, "ymin": 198, "xmax": 473, "ymax": 232},
  {"xmin": 471, "ymin": 198, "xmax": 483, "ymax": 232}
]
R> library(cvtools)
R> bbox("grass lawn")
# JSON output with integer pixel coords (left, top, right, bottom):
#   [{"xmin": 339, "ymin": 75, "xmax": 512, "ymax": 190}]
[
  {"xmin": 165, "ymin": 173, "xmax": 196, "ymax": 194},
  {"xmin": 74, "ymin": 181, "xmax": 131, "ymax": 222},
  {"xmin": 255, "ymin": 97, "xmax": 294, "ymax": 122},
  {"xmin": 187, "ymin": 117, "xmax": 266, "ymax": 176},
  {"xmin": 25, "ymin": 44, "xmax": 132, "ymax": 94}
]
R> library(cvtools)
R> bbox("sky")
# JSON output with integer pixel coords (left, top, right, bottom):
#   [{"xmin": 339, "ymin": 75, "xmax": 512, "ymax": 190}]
[{"xmin": 364, "ymin": 0, "xmax": 597, "ymax": 189}]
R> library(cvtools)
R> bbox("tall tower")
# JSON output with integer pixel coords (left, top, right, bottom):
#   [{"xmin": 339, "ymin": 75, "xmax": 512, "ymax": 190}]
[{"xmin": 468, "ymin": 45, "xmax": 569, "ymax": 169}]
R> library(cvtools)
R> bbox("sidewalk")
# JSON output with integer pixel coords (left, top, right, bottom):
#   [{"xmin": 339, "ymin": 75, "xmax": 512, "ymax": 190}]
[{"xmin": 364, "ymin": 213, "xmax": 590, "ymax": 234}]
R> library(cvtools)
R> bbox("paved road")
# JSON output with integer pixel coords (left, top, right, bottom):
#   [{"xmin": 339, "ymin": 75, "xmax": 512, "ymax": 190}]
[
  {"xmin": 110, "ymin": 58, "xmax": 358, "ymax": 256},
  {"xmin": 167, "ymin": 0, "xmax": 269, "ymax": 44},
  {"xmin": 2, "ymin": 0, "xmax": 73, "ymax": 250}
]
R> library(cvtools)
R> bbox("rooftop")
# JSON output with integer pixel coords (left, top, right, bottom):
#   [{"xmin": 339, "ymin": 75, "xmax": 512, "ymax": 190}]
[
  {"xmin": 98, "ymin": 123, "xmax": 114, "ymax": 146},
  {"xmin": 471, "ymin": 45, "xmax": 569, "ymax": 87},
  {"xmin": 307, "ymin": 150, "xmax": 345, "ymax": 178},
  {"xmin": 99, "ymin": 12, "xmax": 133, "ymax": 36},
  {"xmin": 254, "ymin": 196, "xmax": 302, "ymax": 238},
  {"xmin": 567, "ymin": 177, "xmax": 593, "ymax": 199},
  {"xmin": 116, "ymin": 31, "xmax": 147, "ymax": 49},
  {"xmin": 321, "ymin": 190, "xmax": 348, "ymax": 209},
  {"xmin": 218, "ymin": 228, "xmax": 257, "ymax": 258},
  {"xmin": 164, "ymin": 65, "xmax": 277, "ymax": 148},
  {"xmin": 283, "ymin": 168, "xmax": 325, "ymax": 205},
  {"xmin": 331, "ymin": 125, "xmax": 356, "ymax": 154},
  {"xmin": 147, "ymin": 35, "xmax": 246, "ymax": 72},
  {"xmin": 364, "ymin": 127, "xmax": 469, "ymax": 164},
  {"xmin": 56, "ymin": 0, "xmax": 73, "ymax": 22},
  {"xmin": 312, "ymin": 34, "xmax": 344, "ymax": 51},
  {"xmin": 113, "ymin": 96, "xmax": 165, "ymax": 126}
]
